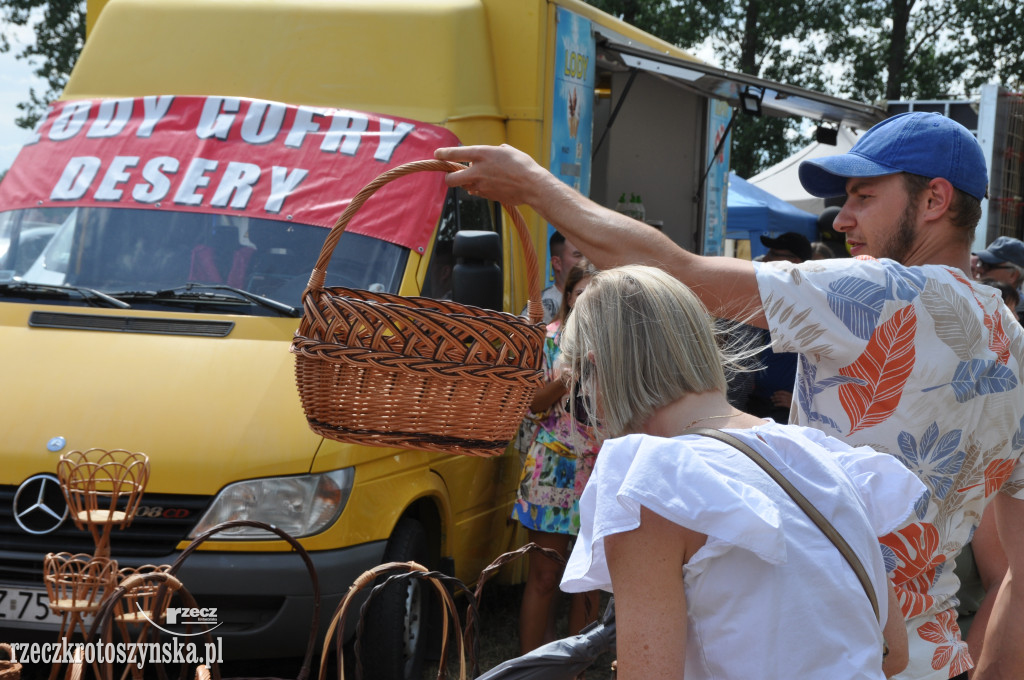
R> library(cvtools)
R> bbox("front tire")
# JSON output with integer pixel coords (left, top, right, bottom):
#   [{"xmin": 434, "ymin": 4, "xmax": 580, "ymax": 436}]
[{"xmin": 360, "ymin": 517, "xmax": 432, "ymax": 680}]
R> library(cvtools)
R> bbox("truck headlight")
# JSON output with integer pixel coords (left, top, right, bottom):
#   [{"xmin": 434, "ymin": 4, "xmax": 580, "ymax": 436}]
[{"xmin": 189, "ymin": 468, "xmax": 354, "ymax": 539}]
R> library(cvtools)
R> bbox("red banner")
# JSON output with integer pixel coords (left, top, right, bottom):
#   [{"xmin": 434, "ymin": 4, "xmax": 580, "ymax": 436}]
[{"xmin": 0, "ymin": 96, "xmax": 461, "ymax": 252}]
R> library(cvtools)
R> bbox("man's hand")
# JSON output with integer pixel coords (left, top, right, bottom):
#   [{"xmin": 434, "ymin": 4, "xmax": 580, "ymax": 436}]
[{"xmin": 435, "ymin": 145, "xmax": 553, "ymax": 207}]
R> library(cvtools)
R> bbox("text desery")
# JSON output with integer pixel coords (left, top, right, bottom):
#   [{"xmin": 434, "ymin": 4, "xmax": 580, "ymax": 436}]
[{"xmin": 32, "ymin": 96, "xmax": 416, "ymax": 216}]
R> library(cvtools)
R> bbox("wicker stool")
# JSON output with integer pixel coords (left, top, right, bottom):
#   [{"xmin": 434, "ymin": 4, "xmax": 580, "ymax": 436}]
[
  {"xmin": 113, "ymin": 564, "xmax": 173, "ymax": 627},
  {"xmin": 56, "ymin": 449, "xmax": 150, "ymax": 557},
  {"xmin": 111, "ymin": 568, "xmax": 177, "ymax": 680},
  {"xmin": 42, "ymin": 553, "xmax": 118, "ymax": 680}
]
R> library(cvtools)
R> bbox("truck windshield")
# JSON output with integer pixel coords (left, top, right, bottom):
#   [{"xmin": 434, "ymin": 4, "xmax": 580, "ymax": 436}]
[{"xmin": 0, "ymin": 206, "xmax": 406, "ymax": 313}]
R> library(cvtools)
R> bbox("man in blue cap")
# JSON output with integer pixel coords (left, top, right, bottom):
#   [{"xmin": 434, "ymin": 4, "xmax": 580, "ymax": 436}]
[
  {"xmin": 437, "ymin": 111, "xmax": 1024, "ymax": 680},
  {"xmin": 973, "ymin": 236, "xmax": 1024, "ymax": 317}
]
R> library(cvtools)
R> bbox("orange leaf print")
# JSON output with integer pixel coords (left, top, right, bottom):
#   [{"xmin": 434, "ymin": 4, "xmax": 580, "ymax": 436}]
[
  {"xmin": 918, "ymin": 610, "xmax": 972, "ymax": 675},
  {"xmin": 985, "ymin": 458, "xmax": 1017, "ymax": 496},
  {"xmin": 881, "ymin": 522, "xmax": 943, "ymax": 585},
  {"xmin": 896, "ymin": 579, "xmax": 936, "ymax": 619},
  {"xmin": 950, "ymin": 269, "xmax": 974, "ymax": 289},
  {"xmin": 839, "ymin": 305, "xmax": 916, "ymax": 434},
  {"xmin": 985, "ymin": 309, "xmax": 1011, "ymax": 365}
]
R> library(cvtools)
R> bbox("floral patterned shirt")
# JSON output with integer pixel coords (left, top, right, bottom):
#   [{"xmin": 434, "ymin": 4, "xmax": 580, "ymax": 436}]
[{"xmin": 755, "ymin": 256, "xmax": 1024, "ymax": 680}]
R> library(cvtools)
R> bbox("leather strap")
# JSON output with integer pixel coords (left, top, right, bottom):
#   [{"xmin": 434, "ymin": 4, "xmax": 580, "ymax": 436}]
[{"xmin": 685, "ymin": 427, "xmax": 880, "ymax": 622}]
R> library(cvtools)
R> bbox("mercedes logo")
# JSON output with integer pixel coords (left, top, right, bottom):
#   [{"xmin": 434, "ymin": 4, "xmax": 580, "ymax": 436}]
[{"xmin": 13, "ymin": 474, "xmax": 69, "ymax": 535}]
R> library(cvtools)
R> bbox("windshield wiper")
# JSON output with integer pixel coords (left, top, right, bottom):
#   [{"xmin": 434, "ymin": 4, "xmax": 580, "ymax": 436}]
[
  {"xmin": 0, "ymin": 281, "xmax": 131, "ymax": 309},
  {"xmin": 115, "ymin": 283, "xmax": 298, "ymax": 317}
]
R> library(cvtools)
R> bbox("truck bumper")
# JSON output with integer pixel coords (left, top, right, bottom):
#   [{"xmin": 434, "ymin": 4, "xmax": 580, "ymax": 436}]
[
  {"xmin": 0, "ymin": 540, "xmax": 387, "ymax": 661},
  {"xmin": 169, "ymin": 540, "xmax": 388, "ymax": 659}
]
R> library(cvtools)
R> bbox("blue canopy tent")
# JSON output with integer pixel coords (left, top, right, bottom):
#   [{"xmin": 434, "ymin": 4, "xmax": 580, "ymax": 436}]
[{"xmin": 726, "ymin": 172, "xmax": 819, "ymax": 260}]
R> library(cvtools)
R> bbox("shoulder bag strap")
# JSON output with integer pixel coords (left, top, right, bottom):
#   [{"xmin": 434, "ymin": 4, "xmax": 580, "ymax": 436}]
[{"xmin": 685, "ymin": 427, "xmax": 880, "ymax": 622}]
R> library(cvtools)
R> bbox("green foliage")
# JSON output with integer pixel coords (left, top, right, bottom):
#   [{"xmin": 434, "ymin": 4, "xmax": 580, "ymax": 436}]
[
  {"xmin": 955, "ymin": 0, "xmax": 1024, "ymax": 92},
  {"xmin": 589, "ymin": 0, "xmax": 1023, "ymax": 176},
  {"xmin": 0, "ymin": 0, "xmax": 85, "ymax": 129},
  {"xmin": 591, "ymin": 0, "xmax": 849, "ymax": 174},
  {"xmin": 585, "ymin": 0, "xmax": 725, "ymax": 47},
  {"xmin": 3, "ymin": 0, "xmax": 1023, "ymax": 173}
]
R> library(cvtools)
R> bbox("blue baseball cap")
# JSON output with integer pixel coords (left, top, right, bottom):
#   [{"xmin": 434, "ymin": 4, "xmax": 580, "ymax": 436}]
[
  {"xmin": 974, "ymin": 236, "xmax": 1024, "ymax": 269},
  {"xmin": 799, "ymin": 112, "xmax": 988, "ymax": 201}
]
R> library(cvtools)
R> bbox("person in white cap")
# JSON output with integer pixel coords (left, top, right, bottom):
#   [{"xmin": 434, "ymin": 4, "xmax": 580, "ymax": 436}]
[{"xmin": 436, "ymin": 111, "xmax": 1024, "ymax": 680}]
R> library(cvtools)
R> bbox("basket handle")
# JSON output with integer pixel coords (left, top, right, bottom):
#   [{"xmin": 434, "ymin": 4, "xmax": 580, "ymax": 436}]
[
  {"xmin": 464, "ymin": 542, "xmax": 567, "ymax": 662},
  {"xmin": 306, "ymin": 159, "xmax": 544, "ymax": 325},
  {"xmin": 168, "ymin": 520, "xmax": 320, "ymax": 680},
  {"xmin": 316, "ymin": 561, "xmax": 474, "ymax": 680}
]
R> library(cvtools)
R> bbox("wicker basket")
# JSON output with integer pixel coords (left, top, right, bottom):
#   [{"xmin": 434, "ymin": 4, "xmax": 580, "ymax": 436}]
[
  {"xmin": 0, "ymin": 643, "xmax": 21, "ymax": 680},
  {"xmin": 291, "ymin": 159, "xmax": 546, "ymax": 457},
  {"xmin": 317, "ymin": 561, "xmax": 476, "ymax": 680}
]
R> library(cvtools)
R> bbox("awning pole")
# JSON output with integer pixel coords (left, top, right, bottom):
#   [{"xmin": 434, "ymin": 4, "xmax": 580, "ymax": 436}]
[
  {"xmin": 592, "ymin": 68, "xmax": 639, "ymax": 159},
  {"xmin": 697, "ymin": 108, "xmax": 736, "ymax": 199}
]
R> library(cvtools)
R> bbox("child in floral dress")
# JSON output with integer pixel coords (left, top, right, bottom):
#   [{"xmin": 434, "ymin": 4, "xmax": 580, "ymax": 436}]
[{"xmin": 512, "ymin": 259, "xmax": 600, "ymax": 653}]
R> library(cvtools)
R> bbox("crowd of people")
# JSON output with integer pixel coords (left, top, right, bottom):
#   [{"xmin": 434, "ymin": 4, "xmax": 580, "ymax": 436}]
[{"xmin": 436, "ymin": 109, "xmax": 1024, "ymax": 680}]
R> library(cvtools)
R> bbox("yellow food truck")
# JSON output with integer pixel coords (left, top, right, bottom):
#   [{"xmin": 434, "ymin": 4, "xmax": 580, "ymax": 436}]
[{"xmin": 0, "ymin": 1, "xmax": 884, "ymax": 678}]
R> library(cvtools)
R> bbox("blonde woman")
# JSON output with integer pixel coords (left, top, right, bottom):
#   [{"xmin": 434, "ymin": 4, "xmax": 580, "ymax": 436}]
[{"xmin": 558, "ymin": 265, "xmax": 924, "ymax": 680}]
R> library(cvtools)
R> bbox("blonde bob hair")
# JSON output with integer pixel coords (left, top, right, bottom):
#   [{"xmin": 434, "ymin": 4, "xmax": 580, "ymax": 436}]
[{"xmin": 560, "ymin": 265, "xmax": 731, "ymax": 439}]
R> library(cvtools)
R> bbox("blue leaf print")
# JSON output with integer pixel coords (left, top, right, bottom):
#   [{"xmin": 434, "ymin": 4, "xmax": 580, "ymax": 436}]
[
  {"xmin": 880, "ymin": 543, "xmax": 898, "ymax": 573},
  {"xmin": 1013, "ymin": 414, "xmax": 1024, "ymax": 451},
  {"xmin": 884, "ymin": 261, "xmax": 927, "ymax": 302},
  {"xmin": 796, "ymin": 354, "xmax": 820, "ymax": 421},
  {"xmin": 924, "ymin": 359, "xmax": 1020, "ymax": 403},
  {"xmin": 913, "ymin": 489, "xmax": 931, "ymax": 520},
  {"xmin": 897, "ymin": 422, "xmax": 965, "ymax": 504},
  {"xmin": 827, "ymin": 276, "xmax": 887, "ymax": 340},
  {"xmin": 931, "ymin": 432, "xmax": 965, "ymax": 499},
  {"xmin": 796, "ymin": 354, "xmax": 861, "ymax": 431}
]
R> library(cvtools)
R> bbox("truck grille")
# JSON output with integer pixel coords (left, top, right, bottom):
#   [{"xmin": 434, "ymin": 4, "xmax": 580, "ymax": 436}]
[{"xmin": 0, "ymin": 484, "xmax": 211, "ymax": 583}]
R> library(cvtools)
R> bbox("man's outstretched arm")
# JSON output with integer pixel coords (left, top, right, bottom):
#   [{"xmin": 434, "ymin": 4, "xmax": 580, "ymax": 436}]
[
  {"xmin": 973, "ymin": 492, "xmax": 1024, "ymax": 680},
  {"xmin": 435, "ymin": 144, "xmax": 764, "ymax": 324}
]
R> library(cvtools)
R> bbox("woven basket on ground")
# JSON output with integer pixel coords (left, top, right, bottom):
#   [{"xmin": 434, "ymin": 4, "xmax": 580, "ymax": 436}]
[
  {"xmin": 291, "ymin": 159, "xmax": 546, "ymax": 457},
  {"xmin": 316, "ymin": 561, "xmax": 477, "ymax": 680},
  {"xmin": 0, "ymin": 643, "xmax": 21, "ymax": 680}
]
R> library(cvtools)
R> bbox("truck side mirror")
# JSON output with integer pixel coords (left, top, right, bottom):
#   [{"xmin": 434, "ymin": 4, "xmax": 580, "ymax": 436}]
[{"xmin": 452, "ymin": 230, "xmax": 502, "ymax": 311}]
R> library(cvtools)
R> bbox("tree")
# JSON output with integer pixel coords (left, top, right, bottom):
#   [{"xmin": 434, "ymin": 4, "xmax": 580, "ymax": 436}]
[
  {"xmin": 581, "ymin": 0, "xmax": 726, "ymax": 48},
  {"xmin": 591, "ymin": 0, "xmax": 850, "ymax": 177},
  {"xmin": 0, "ymin": 0, "xmax": 86, "ymax": 129},
  {"xmin": 825, "ymin": 0, "xmax": 970, "ymax": 103},
  {"xmin": 588, "ymin": 0, "xmax": 1015, "ymax": 176},
  {"xmin": 3, "ymin": 0, "xmax": 1022, "ymax": 171},
  {"xmin": 956, "ymin": 0, "xmax": 1024, "ymax": 92}
]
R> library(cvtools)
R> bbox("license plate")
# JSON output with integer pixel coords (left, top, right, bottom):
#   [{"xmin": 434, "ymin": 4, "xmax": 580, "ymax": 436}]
[{"xmin": 0, "ymin": 586, "xmax": 63, "ymax": 626}]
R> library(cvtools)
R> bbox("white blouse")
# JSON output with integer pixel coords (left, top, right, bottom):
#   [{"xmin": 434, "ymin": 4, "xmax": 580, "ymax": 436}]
[{"xmin": 561, "ymin": 421, "xmax": 926, "ymax": 680}]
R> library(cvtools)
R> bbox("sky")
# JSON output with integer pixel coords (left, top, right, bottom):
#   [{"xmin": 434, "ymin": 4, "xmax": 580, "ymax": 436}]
[{"xmin": 0, "ymin": 24, "xmax": 47, "ymax": 174}]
